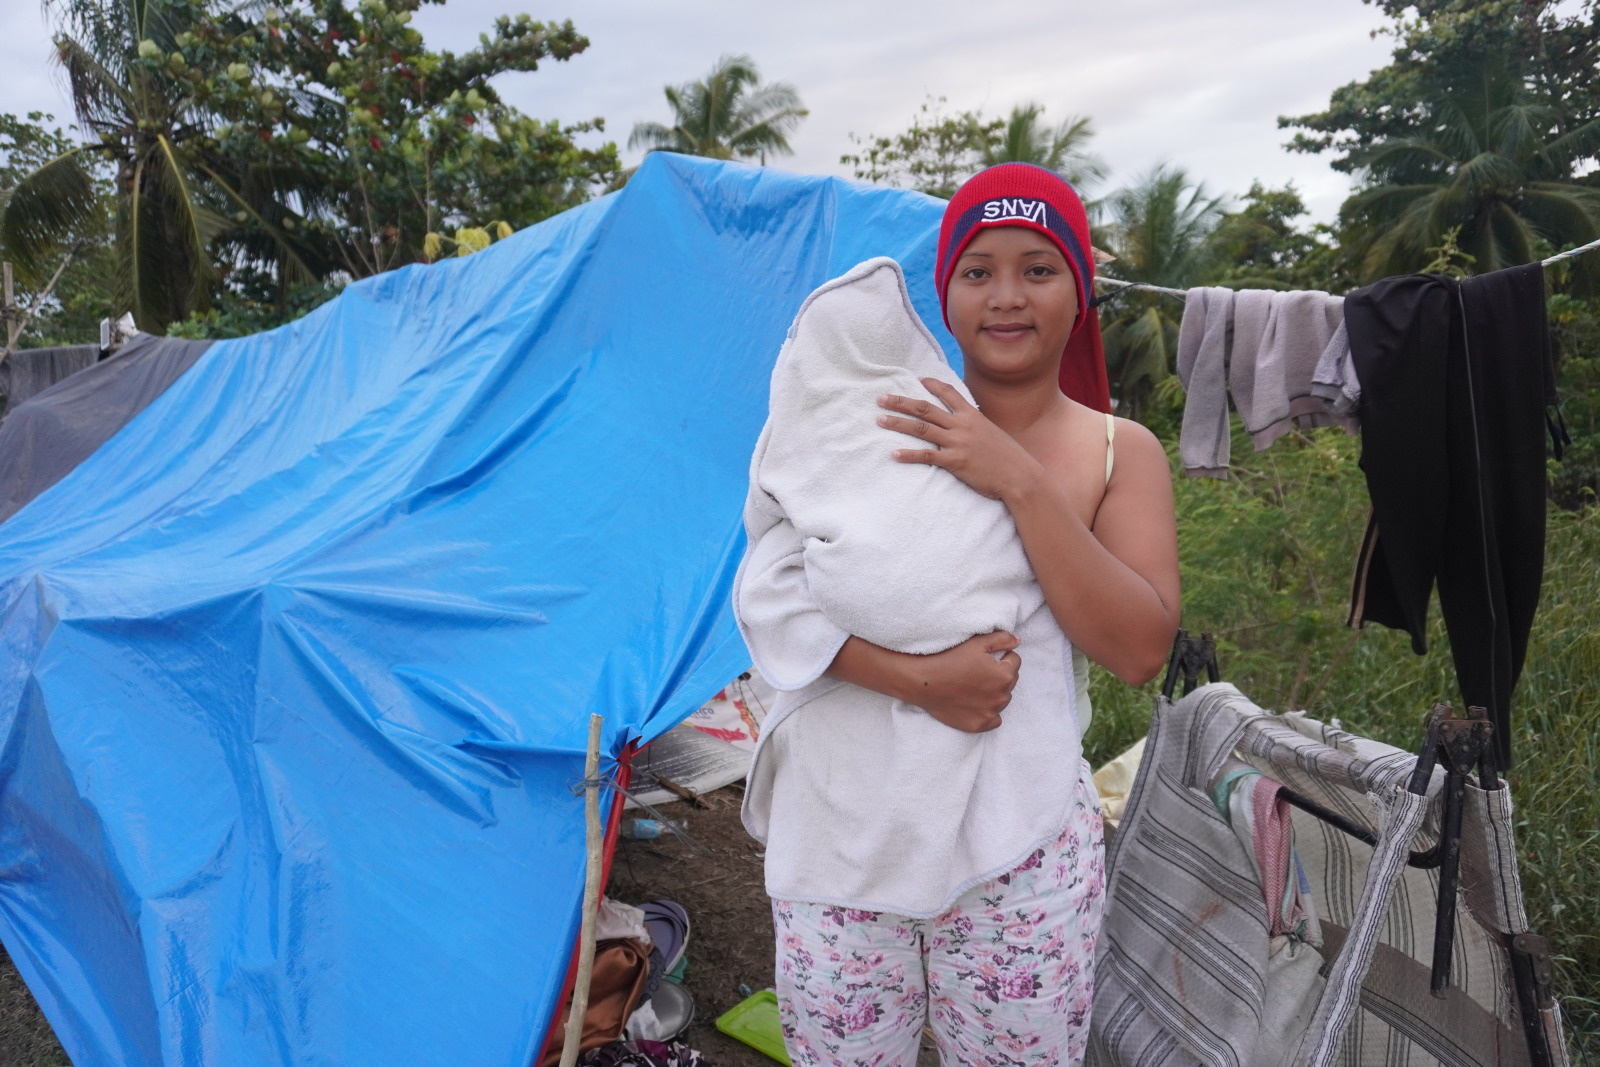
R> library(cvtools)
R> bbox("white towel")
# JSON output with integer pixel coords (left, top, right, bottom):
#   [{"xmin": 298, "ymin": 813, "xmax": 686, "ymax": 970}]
[
  {"xmin": 735, "ymin": 257, "xmax": 1085, "ymax": 917},
  {"xmin": 749, "ymin": 256, "xmax": 1041, "ymax": 655}
]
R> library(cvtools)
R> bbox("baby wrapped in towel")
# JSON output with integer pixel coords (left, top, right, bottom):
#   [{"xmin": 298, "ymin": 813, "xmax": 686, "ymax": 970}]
[
  {"xmin": 748, "ymin": 256, "xmax": 1042, "ymax": 654},
  {"xmin": 737, "ymin": 254, "xmax": 1084, "ymax": 915}
]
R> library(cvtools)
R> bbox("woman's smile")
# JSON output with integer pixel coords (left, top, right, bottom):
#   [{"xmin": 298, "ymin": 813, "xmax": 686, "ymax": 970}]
[{"xmin": 983, "ymin": 321, "xmax": 1035, "ymax": 341}]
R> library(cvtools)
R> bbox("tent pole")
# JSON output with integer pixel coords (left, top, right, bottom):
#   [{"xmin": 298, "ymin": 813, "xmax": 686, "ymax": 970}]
[{"xmin": 560, "ymin": 714, "xmax": 606, "ymax": 1067}]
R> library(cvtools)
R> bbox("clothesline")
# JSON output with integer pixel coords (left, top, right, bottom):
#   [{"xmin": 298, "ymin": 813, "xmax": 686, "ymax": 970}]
[
  {"xmin": 1544, "ymin": 234, "xmax": 1600, "ymax": 266},
  {"xmin": 1093, "ymin": 277, "xmax": 1185, "ymax": 301},
  {"xmin": 1092, "ymin": 234, "xmax": 1600, "ymax": 302}
]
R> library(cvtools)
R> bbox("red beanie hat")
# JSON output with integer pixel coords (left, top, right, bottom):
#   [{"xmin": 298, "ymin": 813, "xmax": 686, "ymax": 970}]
[{"xmin": 935, "ymin": 163, "xmax": 1111, "ymax": 413}]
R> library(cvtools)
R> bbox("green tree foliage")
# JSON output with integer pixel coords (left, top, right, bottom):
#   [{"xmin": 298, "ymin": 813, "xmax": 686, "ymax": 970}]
[
  {"xmin": 2, "ymin": 0, "xmax": 618, "ymax": 334},
  {"xmin": 1096, "ymin": 165, "xmax": 1225, "ymax": 423},
  {"xmin": 1206, "ymin": 182, "xmax": 1351, "ymax": 292},
  {"xmin": 1340, "ymin": 71, "xmax": 1600, "ymax": 286},
  {"xmin": 0, "ymin": 0, "xmax": 258, "ymax": 332},
  {"xmin": 1547, "ymin": 291, "xmax": 1600, "ymax": 509},
  {"xmin": 0, "ymin": 114, "xmax": 76, "ymax": 199},
  {"xmin": 187, "ymin": 2, "xmax": 618, "ymax": 281},
  {"xmin": 166, "ymin": 271, "xmax": 342, "ymax": 340},
  {"xmin": 843, "ymin": 98, "xmax": 1103, "ymax": 199},
  {"xmin": 1282, "ymin": 0, "xmax": 1600, "ymax": 288},
  {"xmin": 841, "ymin": 96, "xmax": 1000, "ymax": 199},
  {"xmin": 975, "ymin": 104, "xmax": 1107, "ymax": 192},
  {"xmin": 0, "ymin": 111, "xmax": 117, "ymax": 348},
  {"xmin": 1282, "ymin": 0, "xmax": 1600, "ymax": 166},
  {"xmin": 629, "ymin": 54, "xmax": 807, "ymax": 164}
]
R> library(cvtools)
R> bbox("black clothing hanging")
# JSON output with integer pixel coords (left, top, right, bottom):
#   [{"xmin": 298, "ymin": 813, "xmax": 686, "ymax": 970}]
[{"xmin": 1344, "ymin": 262, "xmax": 1567, "ymax": 770}]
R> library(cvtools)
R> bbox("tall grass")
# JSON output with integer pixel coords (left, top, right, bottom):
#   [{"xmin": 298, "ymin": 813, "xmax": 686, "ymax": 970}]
[{"xmin": 1083, "ymin": 424, "xmax": 1599, "ymax": 1055}]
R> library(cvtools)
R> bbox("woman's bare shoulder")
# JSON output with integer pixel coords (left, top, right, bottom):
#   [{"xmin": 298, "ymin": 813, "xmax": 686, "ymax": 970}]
[
  {"xmin": 1109, "ymin": 413, "xmax": 1158, "ymax": 445},
  {"xmin": 1108, "ymin": 416, "xmax": 1169, "ymax": 481}
]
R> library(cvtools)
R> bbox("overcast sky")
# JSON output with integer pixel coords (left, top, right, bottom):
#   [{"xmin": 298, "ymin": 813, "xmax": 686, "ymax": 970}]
[{"xmin": 0, "ymin": 0, "xmax": 1399, "ymax": 220}]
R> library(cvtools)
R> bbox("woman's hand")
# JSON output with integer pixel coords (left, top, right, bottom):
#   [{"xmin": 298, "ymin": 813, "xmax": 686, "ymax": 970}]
[
  {"xmin": 905, "ymin": 631, "xmax": 1023, "ymax": 733},
  {"xmin": 827, "ymin": 631, "xmax": 1022, "ymax": 734},
  {"xmin": 876, "ymin": 379, "xmax": 1042, "ymax": 501}
]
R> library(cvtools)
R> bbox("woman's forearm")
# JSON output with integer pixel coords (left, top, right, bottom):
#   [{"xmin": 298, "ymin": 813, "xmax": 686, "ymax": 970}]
[
  {"xmin": 825, "ymin": 632, "xmax": 1026, "ymax": 733},
  {"xmin": 825, "ymin": 635, "xmax": 915, "ymax": 702}
]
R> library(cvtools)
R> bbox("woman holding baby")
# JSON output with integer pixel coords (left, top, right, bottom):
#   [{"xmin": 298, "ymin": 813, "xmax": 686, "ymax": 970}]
[{"xmin": 737, "ymin": 164, "xmax": 1181, "ymax": 1066}]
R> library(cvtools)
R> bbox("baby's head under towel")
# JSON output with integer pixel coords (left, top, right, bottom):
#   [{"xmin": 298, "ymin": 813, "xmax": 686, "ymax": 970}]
[{"xmin": 755, "ymin": 258, "xmax": 1041, "ymax": 655}]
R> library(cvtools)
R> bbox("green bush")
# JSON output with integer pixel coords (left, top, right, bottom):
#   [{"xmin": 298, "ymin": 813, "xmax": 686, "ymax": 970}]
[
  {"xmin": 1549, "ymin": 293, "xmax": 1600, "ymax": 511},
  {"xmin": 1084, "ymin": 422, "xmax": 1599, "ymax": 1053},
  {"xmin": 166, "ymin": 275, "xmax": 342, "ymax": 340}
]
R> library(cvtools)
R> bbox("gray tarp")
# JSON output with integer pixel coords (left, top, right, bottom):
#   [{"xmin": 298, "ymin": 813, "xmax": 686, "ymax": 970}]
[
  {"xmin": 0, "ymin": 334, "xmax": 211, "ymax": 523},
  {"xmin": 0, "ymin": 344, "xmax": 100, "ymax": 417}
]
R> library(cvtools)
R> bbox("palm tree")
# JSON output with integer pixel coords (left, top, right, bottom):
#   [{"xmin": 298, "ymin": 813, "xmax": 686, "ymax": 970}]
[
  {"xmin": 976, "ymin": 104, "xmax": 1107, "ymax": 192},
  {"xmin": 1, "ymin": 0, "xmax": 306, "ymax": 332},
  {"xmin": 1343, "ymin": 67, "xmax": 1600, "ymax": 291},
  {"xmin": 1097, "ymin": 164, "xmax": 1225, "ymax": 420},
  {"xmin": 629, "ymin": 55, "xmax": 808, "ymax": 164}
]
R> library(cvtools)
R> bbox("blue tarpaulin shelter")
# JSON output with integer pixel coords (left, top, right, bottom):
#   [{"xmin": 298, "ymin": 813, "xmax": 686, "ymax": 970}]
[{"xmin": 0, "ymin": 153, "xmax": 957, "ymax": 1066}]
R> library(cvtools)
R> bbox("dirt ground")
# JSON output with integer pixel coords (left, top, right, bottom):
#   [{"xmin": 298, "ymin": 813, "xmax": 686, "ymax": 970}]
[
  {"xmin": 0, "ymin": 781, "xmax": 935, "ymax": 1067},
  {"xmin": 0, "ymin": 946, "xmax": 69, "ymax": 1066},
  {"xmin": 608, "ymin": 782, "xmax": 782, "ymax": 1065}
]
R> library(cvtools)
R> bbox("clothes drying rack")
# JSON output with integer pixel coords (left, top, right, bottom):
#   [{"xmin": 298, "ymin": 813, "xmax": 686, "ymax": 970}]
[
  {"xmin": 1159, "ymin": 631, "xmax": 1561, "ymax": 1067},
  {"xmin": 1108, "ymin": 240, "xmax": 1594, "ymax": 1060}
]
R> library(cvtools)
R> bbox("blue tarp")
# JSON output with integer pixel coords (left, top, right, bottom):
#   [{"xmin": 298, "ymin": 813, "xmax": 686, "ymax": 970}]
[{"xmin": 0, "ymin": 153, "xmax": 957, "ymax": 1066}]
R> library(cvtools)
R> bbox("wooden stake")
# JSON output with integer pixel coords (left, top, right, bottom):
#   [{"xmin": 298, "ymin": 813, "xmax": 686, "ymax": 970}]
[
  {"xmin": 559, "ymin": 713, "xmax": 606, "ymax": 1067},
  {"xmin": 2, "ymin": 261, "xmax": 15, "ymax": 353},
  {"xmin": 0, "ymin": 248, "xmax": 80, "ymax": 368}
]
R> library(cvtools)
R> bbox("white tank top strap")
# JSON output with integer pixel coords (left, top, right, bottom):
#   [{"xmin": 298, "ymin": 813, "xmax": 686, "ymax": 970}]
[{"xmin": 1104, "ymin": 411, "xmax": 1116, "ymax": 486}]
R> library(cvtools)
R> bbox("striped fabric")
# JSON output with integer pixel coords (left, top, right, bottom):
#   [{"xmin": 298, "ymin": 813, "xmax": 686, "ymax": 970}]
[{"xmin": 1089, "ymin": 684, "xmax": 1568, "ymax": 1067}]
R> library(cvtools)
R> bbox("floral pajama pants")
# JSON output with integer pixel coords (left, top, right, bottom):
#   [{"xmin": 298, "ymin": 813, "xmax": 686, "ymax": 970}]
[{"xmin": 771, "ymin": 769, "xmax": 1106, "ymax": 1067}]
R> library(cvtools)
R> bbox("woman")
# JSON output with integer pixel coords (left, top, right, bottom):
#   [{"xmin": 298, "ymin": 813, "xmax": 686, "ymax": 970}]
[{"xmin": 738, "ymin": 163, "xmax": 1180, "ymax": 1066}]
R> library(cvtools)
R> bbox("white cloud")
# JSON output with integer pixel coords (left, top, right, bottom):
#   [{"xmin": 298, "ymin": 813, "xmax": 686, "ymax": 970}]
[
  {"xmin": 1, "ymin": 5, "xmax": 71, "ymax": 125},
  {"xmin": 1, "ymin": 0, "xmax": 1396, "ymax": 219}
]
